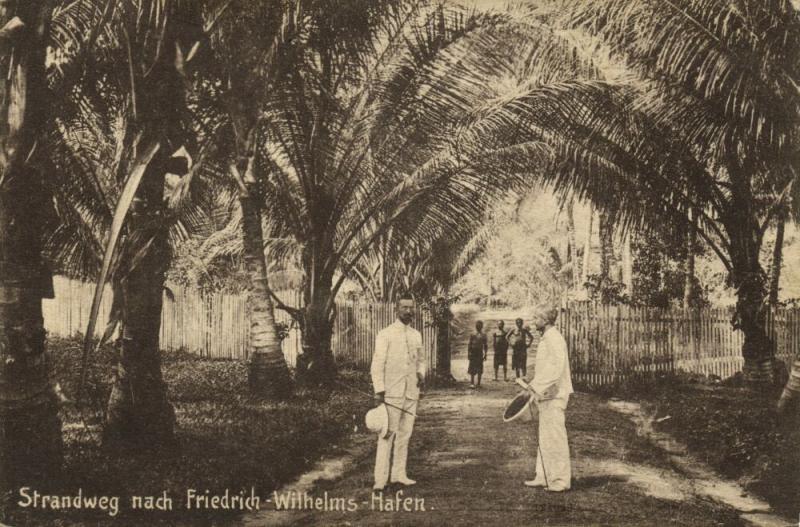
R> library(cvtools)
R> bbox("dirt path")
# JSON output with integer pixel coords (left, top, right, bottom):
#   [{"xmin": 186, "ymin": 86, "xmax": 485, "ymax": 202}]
[
  {"xmin": 241, "ymin": 383, "xmax": 751, "ymax": 526},
  {"xmin": 236, "ymin": 310, "xmax": 775, "ymax": 526}
]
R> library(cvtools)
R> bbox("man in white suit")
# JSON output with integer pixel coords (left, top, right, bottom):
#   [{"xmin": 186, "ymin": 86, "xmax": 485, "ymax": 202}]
[
  {"xmin": 525, "ymin": 306, "xmax": 573, "ymax": 492},
  {"xmin": 370, "ymin": 294, "xmax": 426, "ymax": 491}
]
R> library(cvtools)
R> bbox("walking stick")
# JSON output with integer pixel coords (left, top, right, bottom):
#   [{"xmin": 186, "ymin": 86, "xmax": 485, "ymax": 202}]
[
  {"xmin": 517, "ymin": 378, "xmax": 549, "ymax": 488},
  {"xmin": 333, "ymin": 379, "xmax": 418, "ymax": 417}
]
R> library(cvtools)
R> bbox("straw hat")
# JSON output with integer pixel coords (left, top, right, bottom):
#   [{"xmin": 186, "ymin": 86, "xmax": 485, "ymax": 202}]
[
  {"xmin": 365, "ymin": 405, "xmax": 390, "ymax": 438},
  {"xmin": 503, "ymin": 391, "xmax": 534, "ymax": 423}
]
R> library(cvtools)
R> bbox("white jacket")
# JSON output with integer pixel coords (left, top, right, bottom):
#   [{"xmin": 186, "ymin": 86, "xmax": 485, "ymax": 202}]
[
  {"xmin": 371, "ymin": 320, "xmax": 425, "ymax": 400},
  {"xmin": 532, "ymin": 326, "xmax": 573, "ymax": 400}
]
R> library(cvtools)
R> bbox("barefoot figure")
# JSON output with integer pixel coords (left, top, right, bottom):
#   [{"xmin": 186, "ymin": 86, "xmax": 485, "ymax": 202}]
[
  {"xmin": 493, "ymin": 320, "xmax": 509, "ymax": 381},
  {"xmin": 508, "ymin": 318, "xmax": 533, "ymax": 379},
  {"xmin": 467, "ymin": 321, "xmax": 488, "ymax": 389}
]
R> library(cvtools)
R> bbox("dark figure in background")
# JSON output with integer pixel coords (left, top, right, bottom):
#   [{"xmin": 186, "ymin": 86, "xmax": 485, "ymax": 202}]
[
  {"xmin": 508, "ymin": 318, "xmax": 533, "ymax": 379},
  {"xmin": 493, "ymin": 320, "xmax": 509, "ymax": 381},
  {"xmin": 467, "ymin": 321, "xmax": 488, "ymax": 389}
]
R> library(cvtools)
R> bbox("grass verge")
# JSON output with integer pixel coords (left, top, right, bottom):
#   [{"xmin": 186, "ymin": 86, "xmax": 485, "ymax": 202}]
[
  {"xmin": 581, "ymin": 373, "xmax": 800, "ymax": 518},
  {"xmin": 1, "ymin": 336, "xmax": 372, "ymax": 526}
]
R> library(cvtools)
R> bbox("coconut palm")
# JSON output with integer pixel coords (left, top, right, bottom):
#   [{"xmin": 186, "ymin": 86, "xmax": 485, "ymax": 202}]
[
  {"xmin": 487, "ymin": 77, "xmax": 793, "ymax": 378},
  {"xmin": 247, "ymin": 2, "xmax": 600, "ymax": 384},
  {"xmin": 252, "ymin": 1, "xmax": 488, "ymax": 384},
  {"xmin": 45, "ymin": 0, "xmax": 213, "ymax": 447},
  {"xmin": 197, "ymin": 0, "xmax": 300, "ymax": 398},
  {"xmin": 0, "ymin": 0, "xmax": 64, "ymax": 492},
  {"xmin": 468, "ymin": 0, "xmax": 800, "ymax": 381},
  {"xmin": 566, "ymin": 0, "xmax": 800, "ymax": 383}
]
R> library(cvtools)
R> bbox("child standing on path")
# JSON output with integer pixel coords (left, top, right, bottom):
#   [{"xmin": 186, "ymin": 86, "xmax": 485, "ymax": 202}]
[
  {"xmin": 493, "ymin": 320, "xmax": 509, "ymax": 381},
  {"xmin": 508, "ymin": 318, "xmax": 534, "ymax": 379},
  {"xmin": 468, "ymin": 321, "xmax": 488, "ymax": 389}
]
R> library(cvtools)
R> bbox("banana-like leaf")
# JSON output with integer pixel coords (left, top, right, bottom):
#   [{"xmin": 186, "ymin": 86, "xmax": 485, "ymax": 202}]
[{"xmin": 78, "ymin": 141, "xmax": 160, "ymax": 404}]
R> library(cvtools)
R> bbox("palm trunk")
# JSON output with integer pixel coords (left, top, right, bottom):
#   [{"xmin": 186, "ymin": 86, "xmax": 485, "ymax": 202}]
[
  {"xmin": 103, "ymin": 5, "xmax": 199, "ymax": 446},
  {"xmin": 725, "ymin": 172, "xmax": 774, "ymax": 385},
  {"xmin": 241, "ymin": 192, "xmax": 292, "ymax": 398},
  {"xmin": 683, "ymin": 210, "xmax": 697, "ymax": 309},
  {"xmin": 104, "ymin": 154, "xmax": 177, "ymax": 448},
  {"xmin": 378, "ymin": 234, "xmax": 387, "ymax": 301},
  {"xmin": 566, "ymin": 198, "xmax": 580, "ymax": 290},
  {"xmin": 297, "ymin": 275, "xmax": 337, "ymax": 386},
  {"xmin": 733, "ymin": 263, "xmax": 774, "ymax": 384},
  {"xmin": 225, "ymin": 110, "xmax": 293, "ymax": 397},
  {"xmin": 581, "ymin": 206, "xmax": 593, "ymax": 289},
  {"xmin": 296, "ymin": 233, "xmax": 336, "ymax": 385},
  {"xmin": 0, "ymin": 1, "xmax": 62, "ymax": 490},
  {"xmin": 599, "ymin": 209, "xmax": 615, "ymax": 281},
  {"xmin": 771, "ymin": 220, "xmax": 798, "ymax": 414},
  {"xmin": 0, "ymin": 188, "xmax": 62, "ymax": 489},
  {"xmin": 778, "ymin": 359, "xmax": 800, "ymax": 415},
  {"xmin": 768, "ymin": 217, "xmax": 785, "ymax": 305},
  {"xmin": 434, "ymin": 299, "xmax": 454, "ymax": 382}
]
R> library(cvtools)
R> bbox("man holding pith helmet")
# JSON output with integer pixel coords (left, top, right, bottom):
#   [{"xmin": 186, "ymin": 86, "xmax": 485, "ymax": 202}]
[{"xmin": 369, "ymin": 293, "xmax": 425, "ymax": 492}]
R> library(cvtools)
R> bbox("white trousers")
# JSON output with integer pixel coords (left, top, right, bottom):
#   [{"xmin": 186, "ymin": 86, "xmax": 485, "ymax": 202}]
[
  {"xmin": 532, "ymin": 397, "xmax": 571, "ymax": 490},
  {"xmin": 374, "ymin": 398, "xmax": 418, "ymax": 487}
]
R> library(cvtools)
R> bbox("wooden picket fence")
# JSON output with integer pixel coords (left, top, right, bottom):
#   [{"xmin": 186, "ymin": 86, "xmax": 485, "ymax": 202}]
[
  {"xmin": 559, "ymin": 303, "xmax": 800, "ymax": 386},
  {"xmin": 42, "ymin": 276, "xmax": 437, "ymax": 375}
]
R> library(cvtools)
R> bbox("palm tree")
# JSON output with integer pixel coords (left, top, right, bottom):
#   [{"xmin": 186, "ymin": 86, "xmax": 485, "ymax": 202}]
[
  {"xmin": 0, "ymin": 0, "xmax": 63, "ymax": 491},
  {"xmin": 48, "ymin": 0, "xmax": 209, "ymax": 447},
  {"xmin": 560, "ymin": 0, "xmax": 800, "ymax": 383},
  {"xmin": 202, "ymin": 0, "xmax": 297, "ymax": 398},
  {"xmin": 250, "ymin": 2, "xmax": 600, "ymax": 384},
  {"xmin": 253, "ymin": 1, "xmax": 483, "ymax": 384}
]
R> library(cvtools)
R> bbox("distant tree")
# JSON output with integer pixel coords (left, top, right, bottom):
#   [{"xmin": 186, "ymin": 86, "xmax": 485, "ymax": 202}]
[{"xmin": 630, "ymin": 229, "xmax": 708, "ymax": 309}]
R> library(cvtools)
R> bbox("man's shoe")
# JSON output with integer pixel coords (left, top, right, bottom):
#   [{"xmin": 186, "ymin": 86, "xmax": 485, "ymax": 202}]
[
  {"xmin": 524, "ymin": 480, "xmax": 546, "ymax": 488},
  {"xmin": 391, "ymin": 477, "xmax": 416, "ymax": 486},
  {"xmin": 373, "ymin": 484, "xmax": 386, "ymax": 492},
  {"xmin": 546, "ymin": 487, "xmax": 569, "ymax": 492}
]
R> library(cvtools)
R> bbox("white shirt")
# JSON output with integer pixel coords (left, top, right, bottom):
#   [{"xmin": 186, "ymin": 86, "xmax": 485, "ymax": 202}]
[
  {"xmin": 371, "ymin": 319, "xmax": 425, "ymax": 400},
  {"xmin": 532, "ymin": 326, "xmax": 573, "ymax": 400}
]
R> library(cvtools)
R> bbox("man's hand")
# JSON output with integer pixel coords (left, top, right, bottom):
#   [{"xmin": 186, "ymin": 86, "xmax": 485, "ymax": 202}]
[
  {"xmin": 417, "ymin": 372, "xmax": 425, "ymax": 390},
  {"xmin": 374, "ymin": 391, "xmax": 385, "ymax": 405}
]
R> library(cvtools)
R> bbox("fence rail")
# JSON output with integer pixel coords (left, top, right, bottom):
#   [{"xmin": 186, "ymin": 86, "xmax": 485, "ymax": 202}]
[
  {"xmin": 42, "ymin": 276, "xmax": 437, "ymax": 376},
  {"xmin": 559, "ymin": 303, "xmax": 800, "ymax": 386}
]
